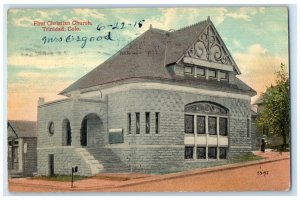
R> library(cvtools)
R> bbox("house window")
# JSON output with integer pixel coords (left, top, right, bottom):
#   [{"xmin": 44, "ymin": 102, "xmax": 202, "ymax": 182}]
[
  {"xmin": 219, "ymin": 117, "xmax": 228, "ymax": 136},
  {"xmin": 247, "ymin": 119, "xmax": 250, "ymax": 137},
  {"xmin": 220, "ymin": 71, "xmax": 228, "ymax": 81},
  {"xmin": 196, "ymin": 67, "xmax": 205, "ymax": 77},
  {"xmin": 145, "ymin": 112, "xmax": 150, "ymax": 134},
  {"xmin": 155, "ymin": 112, "xmax": 160, "ymax": 134},
  {"xmin": 208, "ymin": 70, "xmax": 217, "ymax": 79},
  {"xmin": 208, "ymin": 147, "xmax": 217, "ymax": 159},
  {"xmin": 208, "ymin": 117, "xmax": 217, "ymax": 135},
  {"xmin": 127, "ymin": 113, "xmax": 131, "ymax": 134},
  {"xmin": 66, "ymin": 120, "xmax": 72, "ymax": 146},
  {"xmin": 197, "ymin": 116, "xmax": 205, "ymax": 134},
  {"xmin": 48, "ymin": 121, "xmax": 55, "ymax": 136},
  {"xmin": 219, "ymin": 147, "xmax": 227, "ymax": 159},
  {"xmin": 136, "ymin": 112, "xmax": 140, "ymax": 134},
  {"xmin": 184, "ymin": 66, "xmax": 193, "ymax": 75},
  {"xmin": 197, "ymin": 147, "xmax": 206, "ymax": 159},
  {"xmin": 185, "ymin": 115, "xmax": 194, "ymax": 134},
  {"xmin": 184, "ymin": 146, "xmax": 194, "ymax": 159}
]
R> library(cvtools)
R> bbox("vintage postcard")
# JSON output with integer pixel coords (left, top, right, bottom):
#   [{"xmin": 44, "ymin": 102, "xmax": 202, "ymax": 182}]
[{"xmin": 6, "ymin": 7, "xmax": 290, "ymax": 192}]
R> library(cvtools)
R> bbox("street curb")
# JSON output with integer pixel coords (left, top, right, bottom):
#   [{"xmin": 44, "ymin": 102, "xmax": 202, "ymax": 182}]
[{"xmin": 9, "ymin": 155, "xmax": 290, "ymax": 192}]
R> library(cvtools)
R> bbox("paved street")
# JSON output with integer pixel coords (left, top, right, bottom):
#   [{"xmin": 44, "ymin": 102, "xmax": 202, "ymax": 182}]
[{"xmin": 8, "ymin": 151, "xmax": 290, "ymax": 192}]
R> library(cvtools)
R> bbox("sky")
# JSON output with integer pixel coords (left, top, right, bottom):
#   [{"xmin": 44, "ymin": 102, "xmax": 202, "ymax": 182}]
[{"xmin": 7, "ymin": 7, "xmax": 289, "ymax": 121}]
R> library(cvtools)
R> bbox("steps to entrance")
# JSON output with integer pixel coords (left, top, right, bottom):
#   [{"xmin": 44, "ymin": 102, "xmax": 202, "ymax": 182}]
[
  {"xmin": 75, "ymin": 148, "xmax": 104, "ymax": 175},
  {"xmin": 87, "ymin": 148, "xmax": 131, "ymax": 173}
]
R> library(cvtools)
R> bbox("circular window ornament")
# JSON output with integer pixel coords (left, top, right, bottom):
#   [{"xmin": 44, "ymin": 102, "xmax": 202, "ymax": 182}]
[{"xmin": 48, "ymin": 121, "xmax": 55, "ymax": 135}]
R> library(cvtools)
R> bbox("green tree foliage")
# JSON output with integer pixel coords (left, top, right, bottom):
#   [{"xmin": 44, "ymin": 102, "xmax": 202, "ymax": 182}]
[{"xmin": 257, "ymin": 63, "xmax": 289, "ymax": 150}]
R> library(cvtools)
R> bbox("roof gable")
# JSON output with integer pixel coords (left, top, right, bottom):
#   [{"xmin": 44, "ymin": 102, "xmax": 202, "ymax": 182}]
[{"xmin": 178, "ymin": 19, "xmax": 241, "ymax": 74}]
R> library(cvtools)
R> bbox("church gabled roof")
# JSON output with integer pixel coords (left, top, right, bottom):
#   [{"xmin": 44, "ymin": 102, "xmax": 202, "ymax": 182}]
[{"xmin": 60, "ymin": 17, "xmax": 250, "ymax": 95}]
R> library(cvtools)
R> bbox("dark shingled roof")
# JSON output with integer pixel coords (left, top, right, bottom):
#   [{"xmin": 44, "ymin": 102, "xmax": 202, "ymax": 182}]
[
  {"xmin": 165, "ymin": 20, "xmax": 208, "ymax": 65},
  {"xmin": 60, "ymin": 18, "xmax": 252, "ymax": 95},
  {"xmin": 60, "ymin": 28, "xmax": 171, "ymax": 94},
  {"xmin": 8, "ymin": 120, "xmax": 37, "ymax": 138}
]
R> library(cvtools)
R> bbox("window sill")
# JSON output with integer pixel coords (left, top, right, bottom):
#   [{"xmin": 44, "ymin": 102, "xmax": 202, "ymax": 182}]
[{"xmin": 184, "ymin": 159, "xmax": 226, "ymax": 162}]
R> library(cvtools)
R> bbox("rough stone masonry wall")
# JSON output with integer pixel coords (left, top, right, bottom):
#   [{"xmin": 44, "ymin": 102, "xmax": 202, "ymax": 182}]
[
  {"xmin": 37, "ymin": 98, "xmax": 107, "ymax": 176},
  {"xmin": 37, "ymin": 147, "xmax": 94, "ymax": 176},
  {"xmin": 106, "ymin": 88, "xmax": 252, "ymax": 169},
  {"xmin": 37, "ymin": 87, "xmax": 251, "ymax": 174}
]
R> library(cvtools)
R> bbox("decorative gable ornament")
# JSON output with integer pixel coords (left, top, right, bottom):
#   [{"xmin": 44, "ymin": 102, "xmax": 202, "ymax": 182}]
[
  {"xmin": 186, "ymin": 25, "xmax": 233, "ymax": 66},
  {"xmin": 182, "ymin": 21, "xmax": 240, "ymax": 74}
]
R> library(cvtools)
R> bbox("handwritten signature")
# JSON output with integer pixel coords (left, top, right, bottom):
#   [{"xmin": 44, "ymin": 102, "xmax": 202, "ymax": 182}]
[
  {"xmin": 42, "ymin": 32, "xmax": 113, "ymax": 48},
  {"xmin": 41, "ymin": 20, "xmax": 145, "ymax": 48}
]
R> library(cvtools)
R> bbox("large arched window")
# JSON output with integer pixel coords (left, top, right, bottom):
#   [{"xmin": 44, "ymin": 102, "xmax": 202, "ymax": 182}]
[
  {"xmin": 62, "ymin": 119, "xmax": 72, "ymax": 146},
  {"xmin": 184, "ymin": 101, "xmax": 229, "ymax": 160}
]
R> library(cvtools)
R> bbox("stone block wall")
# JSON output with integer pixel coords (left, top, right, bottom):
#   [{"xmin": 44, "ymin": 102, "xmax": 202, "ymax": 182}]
[
  {"xmin": 110, "ymin": 146, "xmax": 184, "ymax": 172},
  {"xmin": 37, "ymin": 147, "xmax": 95, "ymax": 176},
  {"xmin": 106, "ymin": 88, "xmax": 252, "ymax": 167},
  {"xmin": 37, "ymin": 85, "xmax": 252, "ymax": 175}
]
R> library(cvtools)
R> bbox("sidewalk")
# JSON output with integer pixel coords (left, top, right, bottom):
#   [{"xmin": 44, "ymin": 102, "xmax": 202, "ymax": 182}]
[{"xmin": 9, "ymin": 150, "xmax": 290, "ymax": 192}]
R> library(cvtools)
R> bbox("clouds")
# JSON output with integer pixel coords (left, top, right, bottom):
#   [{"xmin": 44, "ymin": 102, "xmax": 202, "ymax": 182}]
[
  {"xmin": 149, "ymin": 8, "xmax": 228, "ymax": 30},
  {"xmin": 13, "ymin": 16, "xmax": 33, "ymax": 27},
  {"xmin": 9, "ymin": 9, "xmax": 61, "ymax": 27},
  {"xmin": 235, "ymin": 43, "xmax": 288, "ymax": 95},
  {"xmin": 248, "ymin": 43, "xmax": 268, "ymax": 54},
  {"xmin": 226, "ymin": 7, "xmax": 265, "ymax": 21},
  {"xmin": 72, "ymin": 8, "xmax": 106, "ymax": 20}
]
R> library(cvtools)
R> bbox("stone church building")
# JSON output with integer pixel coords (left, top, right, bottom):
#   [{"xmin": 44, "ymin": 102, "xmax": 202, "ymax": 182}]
[{"xmin": 37, "ymin": 17, "xmax": 256, "ymax": 176}]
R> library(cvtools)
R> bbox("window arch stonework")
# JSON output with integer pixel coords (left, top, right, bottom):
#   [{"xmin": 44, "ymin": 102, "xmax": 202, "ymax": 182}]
[
  {"xmin": 184, "ymin": 102, "xmax": 228, "ymax": 115},
  {"xmin": 184, "ymin": 101, "xmax": 229, "ymax": 161}
]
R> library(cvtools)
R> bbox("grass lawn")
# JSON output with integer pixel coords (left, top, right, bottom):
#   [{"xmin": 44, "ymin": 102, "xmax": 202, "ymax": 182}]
[{"xmin": 230, "ymin": 153, "xmax": 264, "ymax": 163}]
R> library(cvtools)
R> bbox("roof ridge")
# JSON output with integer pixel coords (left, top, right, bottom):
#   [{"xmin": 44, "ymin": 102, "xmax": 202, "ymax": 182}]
[
  {"xmin": 175, "ymin": 20, "xmax": 207, "ymax": 32},
  {"xmin": 151, "ymin": 28, "xmax": 168, "ymax": 33}
]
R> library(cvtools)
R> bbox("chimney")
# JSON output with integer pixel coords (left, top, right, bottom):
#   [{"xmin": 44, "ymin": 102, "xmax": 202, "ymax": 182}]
[{"xmin": 38, "ymin": 97, "xmax": 45, "ymax": 106}]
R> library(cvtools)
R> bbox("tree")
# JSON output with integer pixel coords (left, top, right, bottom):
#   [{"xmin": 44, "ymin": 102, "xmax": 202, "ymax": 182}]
[{"xmin": 257, "ymin": 63, "xmax": 290, "ymax": 150}]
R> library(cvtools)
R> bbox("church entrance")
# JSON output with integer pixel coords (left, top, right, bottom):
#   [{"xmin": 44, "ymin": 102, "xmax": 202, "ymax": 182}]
[{"xmin": 80, "ymin": 113, "xmax": 103, "ymax": 147}]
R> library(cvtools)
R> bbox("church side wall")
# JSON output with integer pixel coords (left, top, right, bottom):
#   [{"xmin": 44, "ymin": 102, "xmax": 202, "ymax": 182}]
[
  {"xmin": 106, "ymin": 88, "xmax": 252, "ymax": 170},
  {"xmin": 37, "ymin": 86, "xmax": 252, "ymax": 175}
]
